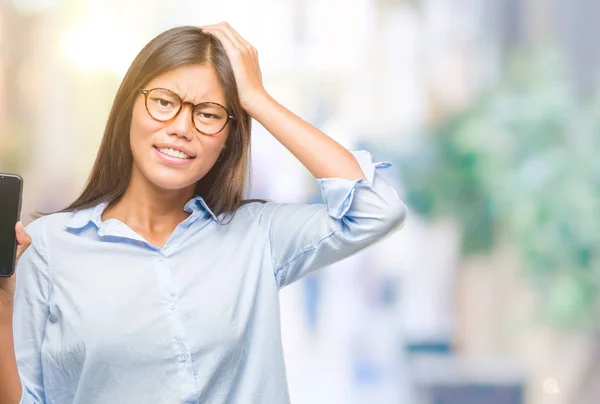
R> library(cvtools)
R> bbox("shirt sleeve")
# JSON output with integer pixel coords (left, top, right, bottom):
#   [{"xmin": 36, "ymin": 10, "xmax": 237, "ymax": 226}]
[
  {"xmin": 268, "ymin": 149, "xmax": 408, "ymax": 288},
  {"xmin": 13, "ymin": 219, "xmax": 51, "ymax": 404}
]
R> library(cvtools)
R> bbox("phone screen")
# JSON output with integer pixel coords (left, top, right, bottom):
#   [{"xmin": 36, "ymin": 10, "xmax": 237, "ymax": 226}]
[{"xmin": 0, "ymin": 174, "xmax": 22, "ymax": 277}]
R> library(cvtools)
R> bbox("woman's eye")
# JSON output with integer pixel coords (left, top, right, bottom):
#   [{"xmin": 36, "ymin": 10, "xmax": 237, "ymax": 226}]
[
  {"xmin": 197, "ymin": 112, "xmax": 218, "ymax": 119},
  {"xmin": 152, "ymin": 98, "xmax": 174, "ymax": 108}
]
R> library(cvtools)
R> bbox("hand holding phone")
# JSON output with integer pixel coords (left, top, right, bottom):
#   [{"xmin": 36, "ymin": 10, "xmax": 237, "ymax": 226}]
[
  {"xmin": 14, "ymin": 222, "xmax": 32, "ymax": 263},
  {"xmin": 0, "ymin": 222, "xmax": 31, "ymax": 304},
  {"xmin": 0, "ymin": 173, "xmax": 31, "ymax": 303}
]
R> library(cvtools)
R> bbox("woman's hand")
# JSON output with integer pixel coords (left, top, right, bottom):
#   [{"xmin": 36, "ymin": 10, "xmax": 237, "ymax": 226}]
[
  {"xmin": 200, "ymin": 22, "xmax": 267, "ymax": 114},
  {"xmin": 0, "ymin": 222, "xmax": 31, "ymax": 304}
]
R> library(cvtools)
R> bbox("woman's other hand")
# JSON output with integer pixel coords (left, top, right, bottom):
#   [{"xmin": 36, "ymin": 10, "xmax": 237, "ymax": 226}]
[{"xmin": 200, "ymin": 22, "xmax": 267, "ymax": 113}]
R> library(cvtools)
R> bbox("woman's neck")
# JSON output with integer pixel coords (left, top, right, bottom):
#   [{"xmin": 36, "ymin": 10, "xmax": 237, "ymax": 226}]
[{"xmin": 102, "ymin": 175, "xmax": 195, "ymax": 238}]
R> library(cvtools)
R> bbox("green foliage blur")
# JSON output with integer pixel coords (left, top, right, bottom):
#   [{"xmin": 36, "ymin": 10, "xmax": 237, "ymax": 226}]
[{"xmin": 400, "ymin": 51, "xmax": 600, "ymax": 329}]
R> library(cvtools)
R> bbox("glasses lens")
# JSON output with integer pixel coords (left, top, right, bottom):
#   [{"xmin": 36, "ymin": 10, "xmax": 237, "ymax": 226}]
[
  {"xmin": 146, "ymin": 89, "xmax": 181, "ymax": 121},
  {"xmin": 193, "ymin": 103, "xmax": 229, "ymax": 135}
]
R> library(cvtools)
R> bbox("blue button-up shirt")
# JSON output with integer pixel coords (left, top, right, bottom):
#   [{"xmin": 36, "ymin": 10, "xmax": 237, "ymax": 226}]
[{"xmin": 14, "ymin": 150, "xmax": 407, "ymax": 404}]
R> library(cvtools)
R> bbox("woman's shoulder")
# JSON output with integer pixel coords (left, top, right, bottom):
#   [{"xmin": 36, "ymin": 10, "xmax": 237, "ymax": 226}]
[
  {"xmin": 232, "ymin": 198, "xmax": 282, "ymax": 223},
  {"xmin": 24, "ymin": 206, "xmax": 94, "ymax": 237}
]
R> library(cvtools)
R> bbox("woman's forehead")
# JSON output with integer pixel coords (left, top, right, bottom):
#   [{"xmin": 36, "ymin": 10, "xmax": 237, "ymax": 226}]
[{"xmin": 147, "ymin": 64, "xmax": 226, "ymax": 103}]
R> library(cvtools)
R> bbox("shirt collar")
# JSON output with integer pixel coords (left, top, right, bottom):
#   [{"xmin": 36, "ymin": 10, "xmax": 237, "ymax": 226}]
[{"xmin": 64, "ymin": 195, "xmax": 218, "ymax": 230}]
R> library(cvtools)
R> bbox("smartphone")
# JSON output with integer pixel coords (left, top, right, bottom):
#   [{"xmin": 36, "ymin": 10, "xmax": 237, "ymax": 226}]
[{"xmin": 0, "ymin": 174, "xmax": 23, "ymax": 277}]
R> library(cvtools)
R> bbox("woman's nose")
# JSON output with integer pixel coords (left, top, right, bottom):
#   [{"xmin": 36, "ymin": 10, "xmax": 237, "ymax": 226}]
[{"xmin": 168, "ymin": 103, "xmax": 195, "ymax": 140}]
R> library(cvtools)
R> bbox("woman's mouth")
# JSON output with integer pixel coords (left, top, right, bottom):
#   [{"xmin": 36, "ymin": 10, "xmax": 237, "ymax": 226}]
[
  {"xmin": 153, "ymin": 146, "xmax": 195, "ymax": 166},
  {"xmin": 155, "ymin": 146, "xmax": 192, "ymax": 159}
]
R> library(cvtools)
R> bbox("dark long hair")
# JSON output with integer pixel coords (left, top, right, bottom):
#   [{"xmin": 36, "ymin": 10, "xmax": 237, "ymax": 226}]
[{"xmin": 50, "ymin": 26, "xmax": 260, "ymax": 219}]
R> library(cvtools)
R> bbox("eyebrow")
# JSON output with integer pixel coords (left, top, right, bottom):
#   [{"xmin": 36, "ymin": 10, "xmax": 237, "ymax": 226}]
[{"xmin": 166, "ymin": 87, "xmax": 226, "ymax": 105}]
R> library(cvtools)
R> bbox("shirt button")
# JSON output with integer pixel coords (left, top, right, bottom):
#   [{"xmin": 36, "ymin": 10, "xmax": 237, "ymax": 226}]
[
  {"xmin": 178, "ymin": 354, "xmax": 188, "ymax": 363},
  {"xmin": 169, "ymin": 303, "xmax": 176, "ymax": 311}
]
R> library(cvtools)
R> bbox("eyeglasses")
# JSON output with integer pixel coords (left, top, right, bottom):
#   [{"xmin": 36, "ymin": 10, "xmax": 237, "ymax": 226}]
[{"xmin": 140, "ymin": 88, "xmax": 235, "ymax": 136}]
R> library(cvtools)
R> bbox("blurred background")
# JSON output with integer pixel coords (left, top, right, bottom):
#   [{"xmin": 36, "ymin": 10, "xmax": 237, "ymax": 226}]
[{"xmin": 1, "ymin": 0, "xmax": 599, "ymax": 403}]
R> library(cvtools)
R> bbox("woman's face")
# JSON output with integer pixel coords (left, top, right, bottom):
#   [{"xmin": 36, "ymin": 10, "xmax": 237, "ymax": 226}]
[{"xmin": 129, "ymin": 64, "xmax": 230, "ymax": 192}]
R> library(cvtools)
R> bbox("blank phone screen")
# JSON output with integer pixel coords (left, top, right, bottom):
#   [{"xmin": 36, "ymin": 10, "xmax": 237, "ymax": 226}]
[{"xmin": 0, "ymin": 176, "xmax": 22, "ymax": 276}]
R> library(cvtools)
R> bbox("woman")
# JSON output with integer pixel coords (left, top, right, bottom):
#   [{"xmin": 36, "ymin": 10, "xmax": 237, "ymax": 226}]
[{"xmin": 1, "ymin": 23, "xmax": 407, "ymax": 403}]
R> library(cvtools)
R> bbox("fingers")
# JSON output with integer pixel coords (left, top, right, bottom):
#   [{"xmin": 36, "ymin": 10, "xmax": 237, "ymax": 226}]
[
  {"xmin": 220, "ymin": 22, "xmax": 252, "ymax": 50},
  {"xmin": 15, "ymin": 222, "xmax": 31, "ymax": 261},
  {"xmin": 202, "ymin": 27, "xmax": 242, "ymax": 57},
  {"xmin": 201, "ymin": 22, "xmax": 244, "ymax": 46},
  {"xmin": 199, "ymin": 21, "xmax": 265, "ymax": 110},
  {"xmin": 201, "ymin": 22, "xmax": 254, "ymax": 54}
]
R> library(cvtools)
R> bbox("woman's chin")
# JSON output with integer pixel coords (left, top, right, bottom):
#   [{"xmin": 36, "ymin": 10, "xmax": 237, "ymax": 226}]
[{"xmin": 147, "ymin": 172, "xmax": 198, "ymax": 192}]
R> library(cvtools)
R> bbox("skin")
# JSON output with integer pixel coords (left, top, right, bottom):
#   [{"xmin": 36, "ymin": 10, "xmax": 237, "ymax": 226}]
[
  {"xmin": 9, "ymin": 21, "xmax": 367, "ymax": 289},
  {"xmin": 101, "ymin": 64, "xmax": 230, "ymax": 248},
  {"xmin": 2, "ymin": 22, "xmax": 369, "ymax": 403}
]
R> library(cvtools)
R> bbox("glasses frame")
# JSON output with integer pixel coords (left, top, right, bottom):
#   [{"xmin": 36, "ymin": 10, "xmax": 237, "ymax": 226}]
[{"xmin": 140, "ymin": 88, "xmax": 236, "ymax": 136}]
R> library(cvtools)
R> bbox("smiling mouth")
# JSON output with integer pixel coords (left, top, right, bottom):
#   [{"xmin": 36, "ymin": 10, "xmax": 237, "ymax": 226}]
[{"xmin": 154, "ymin": 146, "xmax": 194, "ymax": 160}]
